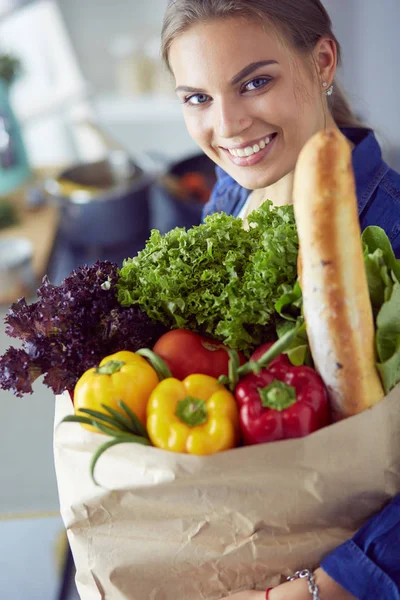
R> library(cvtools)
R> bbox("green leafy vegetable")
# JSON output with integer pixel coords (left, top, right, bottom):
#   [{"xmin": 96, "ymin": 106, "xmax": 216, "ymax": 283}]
[
  {"xmin": 275, "ymin": 280, "xmax": 303, "ymax": 322},
  {"xmin": 274, "ymin": 281, "xmax": 312, "ymax": 367},
  {"xmin": 375, "ymin": 280, "xmax": 400, "ymax": 393},
  {"xmin": 362, "ymin": 226, "xmax": 400, "ymax": 394},
  {"xmin": 377, "ymin": 350, "xmax": 400, "ymax": 396},
  {"xmin": 117, "ymin": 202, "xmax": 298, "ymax": 352},
  {"xmin": 282, "ymin": 322, "xmax": 312, "ymax": 367},
  {"xmin": 362, "ymin": 226, "xmax": 400, "ymax": 314},
  {"xmin": 375, "ymin": 281, "xmax": 400, "ymax": 362},
  {"xmin": 362, "ymin": 227, "xmax": 400, "ymax": 281},
  {"xmin": 363, "ymin": 246, "xmax": 393, "ymax": 314}
]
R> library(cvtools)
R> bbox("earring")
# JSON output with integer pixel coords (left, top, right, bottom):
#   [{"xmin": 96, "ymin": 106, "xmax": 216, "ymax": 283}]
[{"xmin": 322, "ymin": 82, "xmax": 333, "ymax": 96}]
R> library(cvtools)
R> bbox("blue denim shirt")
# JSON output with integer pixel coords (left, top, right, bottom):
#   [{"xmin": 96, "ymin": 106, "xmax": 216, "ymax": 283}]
[
  {"xmin": 203, "ymin": 128, "xmax": 400, "ymax": 258},
  {"xmin": 202, "ymin": 128, "xmax": 400, "ymax": 598}
]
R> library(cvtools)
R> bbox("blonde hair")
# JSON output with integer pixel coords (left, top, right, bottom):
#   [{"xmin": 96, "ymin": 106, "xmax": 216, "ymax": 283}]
[{"xmin": 162, "ymin": 0, "xmax": 361, "ymax": 129}]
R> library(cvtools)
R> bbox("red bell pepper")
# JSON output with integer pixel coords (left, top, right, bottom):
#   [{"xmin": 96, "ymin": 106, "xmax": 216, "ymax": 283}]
[{"xmin": 235, "ymin": 342, "xmax": 330, "ymax": 445}]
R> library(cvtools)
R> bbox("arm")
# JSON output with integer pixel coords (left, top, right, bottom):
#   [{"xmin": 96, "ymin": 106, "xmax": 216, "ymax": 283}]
[
  {"xmin": 221, "ymin": 496, "xmax": 400, "ymax": 600},
  {"xmin": 321, "ymin": 495, "xmax": 400, "ymax": 600}
]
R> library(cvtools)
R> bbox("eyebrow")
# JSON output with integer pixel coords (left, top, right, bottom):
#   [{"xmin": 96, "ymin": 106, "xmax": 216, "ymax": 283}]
[
  {"xmin": 175, "ymin": 85, "xmax": 206, "ymax": 93},
  {"xmin": 231, "ymin": 60, "xmax": 278, "ymax": 85},
  {"xmin": 175, "ymin": 60, "xmax": 278, "ymax": 94}
]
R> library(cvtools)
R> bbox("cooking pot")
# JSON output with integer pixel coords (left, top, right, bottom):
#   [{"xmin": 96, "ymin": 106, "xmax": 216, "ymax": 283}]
[
  {"xmin": 150, "ymin": 152, "xmax": 217, "ymax": 233},
  {"xmin": 44, "ymin": 150, "xmax": 154, "ymax": 252}
]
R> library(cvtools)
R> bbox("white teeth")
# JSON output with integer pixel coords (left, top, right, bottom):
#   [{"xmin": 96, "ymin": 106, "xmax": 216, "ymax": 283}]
[{"xmin": 228, "ymin": 134, "xmax": 274, "ymax": 158}]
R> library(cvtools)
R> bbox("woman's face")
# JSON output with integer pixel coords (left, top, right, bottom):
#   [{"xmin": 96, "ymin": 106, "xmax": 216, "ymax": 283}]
[{"xmin": 169, "ymin": 18, "xmax": 330, "ymax": 190}]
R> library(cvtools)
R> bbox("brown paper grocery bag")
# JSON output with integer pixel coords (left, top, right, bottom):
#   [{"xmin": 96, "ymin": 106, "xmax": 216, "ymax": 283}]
[{"xmin": 54, "ymin": 385, "xmax": 400, "ymax": 600}]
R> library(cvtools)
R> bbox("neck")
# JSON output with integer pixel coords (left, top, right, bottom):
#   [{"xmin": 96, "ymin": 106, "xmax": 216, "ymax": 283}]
[
  {"xmin": 262, "ymin": 119, "xmax": 343, "ymax": 207},
  {"xmin": 263, "ymin": 170, "xmax": 295, "ymax": 206}
]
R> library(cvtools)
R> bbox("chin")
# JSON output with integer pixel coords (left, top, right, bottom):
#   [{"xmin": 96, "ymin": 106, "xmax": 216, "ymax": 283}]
[{"xmin": 227, "ymin": 168, "xmax": 280, "ymax": 191}]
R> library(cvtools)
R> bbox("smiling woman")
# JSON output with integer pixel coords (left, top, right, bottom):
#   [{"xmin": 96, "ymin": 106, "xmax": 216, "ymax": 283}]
[
  {"xmin": 160, "ymin": 1, "xmax": 400, "ymax": 599},
  {"xmin": 168, "ymin": 17, "xmax": 337, "ymax": 193}
]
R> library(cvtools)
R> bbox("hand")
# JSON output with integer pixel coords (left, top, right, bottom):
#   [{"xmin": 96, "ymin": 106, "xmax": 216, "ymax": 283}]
[
  {"xmin": 269, "ymin": 568, "xmax": 356, "ymax": 600},
  {"xmin": 219, "ymin": 568, "xmax": 356, "ymax": 600}
]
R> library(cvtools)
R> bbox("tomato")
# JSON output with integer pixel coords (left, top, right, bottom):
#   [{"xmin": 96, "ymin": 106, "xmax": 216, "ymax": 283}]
[{"xmin": 153, "ymin": 329, "xmax": 245, "ymax": 380}]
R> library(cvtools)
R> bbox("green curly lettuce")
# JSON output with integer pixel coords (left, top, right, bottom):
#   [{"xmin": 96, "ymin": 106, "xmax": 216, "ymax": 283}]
[
  {"xmin": 362, "ymin": 226, "xmax": 400, "ymax": 394},
  {"xmin": 117, "ymin": 201, "xmax": 298, "ymax": 352}
]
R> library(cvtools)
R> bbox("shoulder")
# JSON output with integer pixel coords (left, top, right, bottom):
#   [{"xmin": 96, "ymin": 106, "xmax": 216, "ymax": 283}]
[
  {"xmin": 361, "ymin": 165, "xmax": 400, "ymax": 257},
  {"xmin": 344, "ymin": 127, "xmax": 400, "ymax": 257},
  {"xmin": 202, "ymin": 166, "xmax": 250, "ymax": 220},
  {"xmin": 380, "ymin": 166, "xmax": 400, "ymax": 203}
]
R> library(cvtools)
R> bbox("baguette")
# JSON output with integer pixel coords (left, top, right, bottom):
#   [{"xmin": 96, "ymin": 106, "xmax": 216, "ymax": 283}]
[{"xmin": 293, "ymin": 128, "xmax": 384, "ymax": 420}]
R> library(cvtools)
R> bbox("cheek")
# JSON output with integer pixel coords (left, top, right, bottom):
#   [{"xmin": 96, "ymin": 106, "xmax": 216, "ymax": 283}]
[
  {"xmin": 270, "ymin": 96, "xmax": 320, "ymax": 162},
  {"xmin": 252, "ymin": 85, "xmax": 301, "ymax": 138},
  {"xmin": 283, "ymin": 83, "xmax": 324, "ymax": 139}
]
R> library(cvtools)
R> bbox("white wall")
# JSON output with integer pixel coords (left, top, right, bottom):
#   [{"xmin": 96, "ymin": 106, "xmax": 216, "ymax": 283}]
[
  {"xmin": 355, "ymin": 0, "xmax": 400, "ymax": 167},
  {"xmin": 323, "ymin": 0, "xmax": 400, "ymax": 169},
  {"xmin": 56, "ymin": 0, "xmax": 168, "ymax": 93}
]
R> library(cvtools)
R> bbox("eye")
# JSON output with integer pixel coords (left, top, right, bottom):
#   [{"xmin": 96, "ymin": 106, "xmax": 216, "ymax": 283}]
[
  {"xmin": 243, "ymin": 77, "xmax": 272, "ymax": 92},
  {"xmin": 183, "ymin": 93, "xmax": 210, "ymax": 106}
]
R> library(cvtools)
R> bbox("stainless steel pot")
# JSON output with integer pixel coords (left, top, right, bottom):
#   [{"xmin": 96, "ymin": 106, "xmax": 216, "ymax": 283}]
[{"xmin": 44, "ymin": 150, "xmax": 154, "ymax": 250}]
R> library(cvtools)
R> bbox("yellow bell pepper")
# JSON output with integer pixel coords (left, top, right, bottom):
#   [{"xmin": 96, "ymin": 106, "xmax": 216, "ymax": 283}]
[
  {"xmin": 147, "ymin": 374, "xmax": 239, "ymax": 455},
  {"xmin": 74, "ymin": 350, "xmax": 159, "ymax": 432}
]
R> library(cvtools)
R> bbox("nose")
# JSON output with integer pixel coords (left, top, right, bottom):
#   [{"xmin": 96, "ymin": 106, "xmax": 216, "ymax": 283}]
[{"xmin": 216, "ymin": 97, "xmax": 253, "ymax": 140}]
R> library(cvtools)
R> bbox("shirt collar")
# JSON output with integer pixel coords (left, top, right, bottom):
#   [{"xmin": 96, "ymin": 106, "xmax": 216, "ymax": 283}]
[{"xmin": 341, "ymin": 127, "xmax": 389, "ymax": 215}]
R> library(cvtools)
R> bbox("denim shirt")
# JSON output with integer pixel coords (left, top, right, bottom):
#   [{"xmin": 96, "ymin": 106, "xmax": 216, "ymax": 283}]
[
  {"xmin": 202, "ymin": 128, "xmax": 400, "ymax": 598},
  {"xmin": 203, "ymin": 128, "xmax": 400, "ymax": 258}
]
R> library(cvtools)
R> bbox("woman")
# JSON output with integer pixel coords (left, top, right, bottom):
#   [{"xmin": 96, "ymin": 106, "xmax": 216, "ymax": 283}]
[{"xmin": 161, "ymin": 1, "xmax": 400, "ymax": 599}]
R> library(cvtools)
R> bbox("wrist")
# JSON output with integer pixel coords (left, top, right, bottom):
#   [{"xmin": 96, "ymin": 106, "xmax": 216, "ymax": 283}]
[
  {"xmin": 313, "ymin": 568, "xmax": 356, "ymax": 600},
  {"xmin": 268, "ymin": 577, "xmax": 313, "ymax": 600},
  {"xmin": 267, "ymin": 568, "xmax": 357, "ymax": 600}
]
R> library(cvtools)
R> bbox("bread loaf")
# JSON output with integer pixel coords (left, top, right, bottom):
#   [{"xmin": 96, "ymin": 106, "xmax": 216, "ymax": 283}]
[{"xmin": 293, "ymin": 128, "xmax": 384, "ymax": 420}]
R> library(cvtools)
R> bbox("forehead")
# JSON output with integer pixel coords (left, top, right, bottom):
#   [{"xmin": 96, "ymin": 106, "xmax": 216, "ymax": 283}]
[{"xmin": 169, "ymin": 17, "xmax": 292, "ymax": 86}]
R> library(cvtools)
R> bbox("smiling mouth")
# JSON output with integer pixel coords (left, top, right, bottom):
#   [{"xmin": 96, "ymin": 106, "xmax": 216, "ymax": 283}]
[
  {"xmin": 221, "ymin": 132, "xmax": 278, "ymax": 167},
  {"xmin": 225, "ymin": 133, "xmax": 277, "ymax": 158}
]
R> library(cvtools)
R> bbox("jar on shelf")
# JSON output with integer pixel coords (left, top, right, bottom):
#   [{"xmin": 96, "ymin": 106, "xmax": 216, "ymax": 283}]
[
  {"xmin": 109, "ymin": 35, "xmax": 155, "ymax": 97},
  {"xmin": 143, "ymin": 35, "xmax": 175, "ymax": 97}
]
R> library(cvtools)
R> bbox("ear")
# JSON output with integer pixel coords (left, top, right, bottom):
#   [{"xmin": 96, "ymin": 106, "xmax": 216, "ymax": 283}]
[{"xmin": 313, "ymin": 37, "xmax": 337, "ymax": 87}]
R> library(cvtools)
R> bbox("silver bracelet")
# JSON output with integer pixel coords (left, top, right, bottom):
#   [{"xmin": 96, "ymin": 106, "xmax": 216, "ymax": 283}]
[{"xmin": 287, "ymin": 569, "xmax": 320, "ymax": 600}]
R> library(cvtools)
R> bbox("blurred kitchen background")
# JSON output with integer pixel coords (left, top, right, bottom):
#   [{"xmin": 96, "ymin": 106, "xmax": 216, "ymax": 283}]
[{"xmin": 0, "ymin": 1, "xmax": 399, "ymax": 599}]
